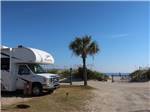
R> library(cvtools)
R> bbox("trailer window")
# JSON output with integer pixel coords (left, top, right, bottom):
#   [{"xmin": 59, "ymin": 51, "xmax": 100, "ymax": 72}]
[
  {"xmin": 1, "ymin": 58, "xmax": 10, "ymax": 70},
  {"xmin": 18, "ymin": 65, "xmax": 30, "ymax": 75}
]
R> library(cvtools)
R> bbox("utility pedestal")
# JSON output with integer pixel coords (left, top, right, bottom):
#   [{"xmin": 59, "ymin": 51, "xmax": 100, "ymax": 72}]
[{"xmin": 70, "ymin": 68, "xmax": 72, "ymax": 85}]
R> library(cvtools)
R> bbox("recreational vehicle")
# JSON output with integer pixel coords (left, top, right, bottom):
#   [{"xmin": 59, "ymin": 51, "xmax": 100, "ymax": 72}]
[{"xmin": 1, "ymin": 45, "xmax": 60, "ymax": 95}]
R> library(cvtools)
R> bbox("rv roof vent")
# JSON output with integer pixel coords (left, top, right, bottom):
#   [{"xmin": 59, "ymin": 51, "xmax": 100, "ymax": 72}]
[{"xmin": 18, "ymin": 45, "xmax": 24, "ymax": 48}]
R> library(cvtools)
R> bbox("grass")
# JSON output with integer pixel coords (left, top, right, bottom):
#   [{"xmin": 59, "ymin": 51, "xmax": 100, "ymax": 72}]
[{"xmin": 1, "ymin": 85, "xmax": 94, "ymax": 112}]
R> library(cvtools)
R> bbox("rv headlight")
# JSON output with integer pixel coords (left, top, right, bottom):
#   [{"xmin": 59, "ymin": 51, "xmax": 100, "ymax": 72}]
[
  {"xmin": 45, "ymin": 78, "xmax": 53, "ymax": 85},
  {"xmin": 43, "ymin": 77, "xmax": 48, "ymax": 84},
  {"xmin": 43, "ymin": 77, "xmax": 47, "ymax": 82},
  {"xmin": 49, "ymin": 78, "xmax": 53, "ymax": 83}
]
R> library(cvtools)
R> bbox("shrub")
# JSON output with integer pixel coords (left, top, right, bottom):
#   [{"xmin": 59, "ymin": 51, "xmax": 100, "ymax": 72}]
[
  {"xmin": 61, "ymin": 69, "xmax": 70, "ymax": 78},
  {"xmin": 74, "ymin": 67, "xmax": 108, "ymax": 81},
  {"xmin": 130, "ymin": 68, "xmax": 150, "ymax": 82},
  {"xmin": 48, "ymin": 69, "xmax": 59, "ymax": 74},
  {"xmin": 47, "ymin": 67, "xmax": 109, "ymax": 81}
]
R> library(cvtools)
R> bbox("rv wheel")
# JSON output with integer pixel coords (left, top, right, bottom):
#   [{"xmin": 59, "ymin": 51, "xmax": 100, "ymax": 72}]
[
  {"xmin": 32, "ymin": 85, "xmax": 42, "ymax": 96},
  {"xmin": 48, "ymin": 89, "xmax": 54, "ymax": 94}
]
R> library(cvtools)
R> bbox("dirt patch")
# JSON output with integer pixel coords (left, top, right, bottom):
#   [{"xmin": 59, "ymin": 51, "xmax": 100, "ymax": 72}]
[
  {"xmin": 1, "ymin": 97, "xmax": 32, "ymax": 106},
  {"xmin": 1, "ymin": 91, "xmax": 32, "ymax": 106},
  {"xmin": 1, "ymin": 86, "xmax": 93, "ymax": 112}
]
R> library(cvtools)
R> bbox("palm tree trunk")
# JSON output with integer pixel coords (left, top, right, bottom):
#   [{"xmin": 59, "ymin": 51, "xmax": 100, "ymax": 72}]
[{"xmin": 83, "ymin": 57, "xmax": 87, "ymax": 86}]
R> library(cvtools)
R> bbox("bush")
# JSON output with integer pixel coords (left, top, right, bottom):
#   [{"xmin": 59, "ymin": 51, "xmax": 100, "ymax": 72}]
[
  {"xmin": 47, "ymin": 67, "xmax": 109, "ymax": 81},
  {"xmin": 61, "ymin": 70, "xmax": 70, "ymax": 78},
  {"xmin": 48, "ymin": 69, "xmax": 71, "ymax": 78},
  {"xmin": 130, "ymin": 68, "xmax": 150, "ymax": 82},
  {"xmin": 48, "ymin": 69, "xmax": 59, "ymax": 74},
  {"xmin": 74, "ymin": 67, "xmax": 108, "ymax": 81}
]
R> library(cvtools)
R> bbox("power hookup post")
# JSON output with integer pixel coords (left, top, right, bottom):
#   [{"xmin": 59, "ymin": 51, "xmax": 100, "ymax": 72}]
[{"xmin": 70, "ymin": 68, "xmax": 72, "ymax": 85}]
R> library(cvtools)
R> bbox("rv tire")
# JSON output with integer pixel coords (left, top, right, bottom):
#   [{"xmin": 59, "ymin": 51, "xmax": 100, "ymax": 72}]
[
  {"xmin": 48, "ymin": 89, "xmax": 54, "ymax": 94},
  {"xmin": 32, "ymin": 84, "xmax": 42, "ymax": 96}
]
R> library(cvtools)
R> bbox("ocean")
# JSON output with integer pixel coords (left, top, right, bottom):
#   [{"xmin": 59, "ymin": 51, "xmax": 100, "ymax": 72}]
[{"xmin": 105, "ymin": 73, "xmax": 130, "ymax": 76}]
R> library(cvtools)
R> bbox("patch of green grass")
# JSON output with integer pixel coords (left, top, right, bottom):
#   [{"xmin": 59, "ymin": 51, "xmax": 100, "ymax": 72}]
[{"xmin": 1, "ymin": 85, "xmax": 93, "ymax": 112}]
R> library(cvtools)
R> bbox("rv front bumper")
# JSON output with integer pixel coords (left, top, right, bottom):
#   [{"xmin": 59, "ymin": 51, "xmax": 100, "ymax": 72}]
[
  {"xmin": 53, "ymin": 83, "xmax": 60, "ymax": 89},
  {"xmin": 42, "ymin": 84, "xmax": 53, "ymax": 90},
  {"xmin": 42, "ymin": 83, "xmax": 60, "ymax": 90}
]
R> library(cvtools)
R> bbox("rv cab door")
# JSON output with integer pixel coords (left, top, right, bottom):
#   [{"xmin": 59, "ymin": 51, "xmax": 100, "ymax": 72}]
[{"xmin": 16, "ymin": 64, "xmax": 32, "ymax": 90}]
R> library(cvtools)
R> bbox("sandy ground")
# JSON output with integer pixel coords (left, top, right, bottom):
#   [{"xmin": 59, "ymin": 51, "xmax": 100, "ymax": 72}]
[
  {"xmin": 85, "ymin": 81, "xmax": 150, "ymax": 112},
  {"xmin": 1, "ymin": 97, "xmax": 32, "ymax": 106},
  {"xmin": 1, "ymin": 81, "xmax": 150, "ymax": 112},
  {"xmin": 1, "ymin": 90, "xmax": 33, "ymax": 106}
]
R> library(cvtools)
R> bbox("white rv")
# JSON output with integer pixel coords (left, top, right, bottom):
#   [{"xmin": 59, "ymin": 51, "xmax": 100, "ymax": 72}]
[{"xmin": 1, "ymin": 45, "xmax": 60, "ymax": 95}]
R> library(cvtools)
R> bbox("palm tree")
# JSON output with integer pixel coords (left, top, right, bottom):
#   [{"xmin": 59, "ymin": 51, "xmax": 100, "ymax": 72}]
[{"xmin": 69, "ymin": 35, "xmax": 100, "ymax": 86}]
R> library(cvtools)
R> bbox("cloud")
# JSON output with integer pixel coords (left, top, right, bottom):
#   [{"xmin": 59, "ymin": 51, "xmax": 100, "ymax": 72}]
[{"xmin": 111, "ymin": 34, "xmax": 129, "ymax": 38}]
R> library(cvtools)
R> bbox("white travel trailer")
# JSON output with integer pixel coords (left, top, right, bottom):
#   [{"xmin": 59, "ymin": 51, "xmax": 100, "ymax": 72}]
[{"xmin": 1, "ymin": 45, "xmax": 60, "ymax": 95}]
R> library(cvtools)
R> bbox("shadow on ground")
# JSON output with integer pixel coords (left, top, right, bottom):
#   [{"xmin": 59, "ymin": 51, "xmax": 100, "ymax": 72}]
[{"xmin": 1, "ymin": 90, "xmax": 54, "ymax": 98}]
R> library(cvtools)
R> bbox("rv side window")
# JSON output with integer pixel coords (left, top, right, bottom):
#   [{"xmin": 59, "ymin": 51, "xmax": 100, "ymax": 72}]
[
  {"xmin": 1, "ymin": 58, "xmax": 10, "ymax": 71},
  {"xmin": 18, "ymin": 65, "xmax": 30, "ymax": 75}
]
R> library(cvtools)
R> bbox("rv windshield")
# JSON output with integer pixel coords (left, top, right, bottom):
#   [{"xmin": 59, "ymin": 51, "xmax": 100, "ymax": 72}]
[{"xmin": 27, "ymin": 64, "xmax": 46, "ymax": 74}]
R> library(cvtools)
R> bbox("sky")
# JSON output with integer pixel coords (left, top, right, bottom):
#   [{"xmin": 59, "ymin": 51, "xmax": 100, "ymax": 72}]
[{"xmin": 1, "ymin": 1, "xmax": 149, "ymax": 73}]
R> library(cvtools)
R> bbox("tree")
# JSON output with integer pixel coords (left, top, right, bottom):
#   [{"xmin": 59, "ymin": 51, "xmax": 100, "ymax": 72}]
[{"xmin": 69, "ymin": 35, "xmax": 100, "ymax": 86}]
